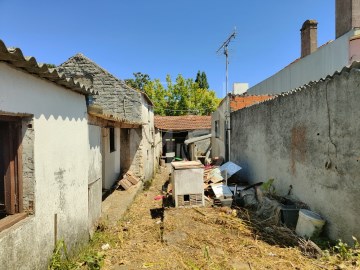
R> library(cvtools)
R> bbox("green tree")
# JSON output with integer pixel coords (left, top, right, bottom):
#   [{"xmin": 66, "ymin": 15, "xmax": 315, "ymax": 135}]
[
  {"xmin": 126, "ymin": 72, "xmax": 219, "ymax": 116},
  {"xmin": 166, "ymin": 74, "xmax": 218, "ymax": 116},
  {"xmin": 195, "ymin": 70, "xmax": 209, "ymax": 89},
  {"xmin": 143, "ymin": 79, "xmax": 167, "ymax": 116},
  {"xmin": 124, "ymin": 72, "xmax": 150, "ymax": 91}
]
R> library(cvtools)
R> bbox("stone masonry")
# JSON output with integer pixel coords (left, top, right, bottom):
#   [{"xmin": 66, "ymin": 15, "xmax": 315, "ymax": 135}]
[{"xmin": 57, "ymin": 54, "xmax": 142, "ymax": 124}]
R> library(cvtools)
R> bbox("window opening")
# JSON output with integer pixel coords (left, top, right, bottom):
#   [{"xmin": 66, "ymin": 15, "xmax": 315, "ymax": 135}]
[
  {"xmin": 215, "ymin": 120, "xmax": 220, "ymax": 138},
  {"xmin": 109, "ymin": 128, "xmax": 116, "ymax": 152}
]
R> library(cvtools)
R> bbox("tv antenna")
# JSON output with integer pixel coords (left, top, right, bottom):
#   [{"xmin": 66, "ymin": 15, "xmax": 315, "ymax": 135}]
[
  {"xmin": 217, "ymin": 27, "xmax": 237, "ymax": 161},
  {"xmin": 217, "ymin": 27, "xmax": 236, "ymax": 97}
]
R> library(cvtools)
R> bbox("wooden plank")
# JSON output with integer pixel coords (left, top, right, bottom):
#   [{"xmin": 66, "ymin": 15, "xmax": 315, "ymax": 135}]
[
  {"xmin": 171, "ymin": 161, "xmax": 204, "ymax": 169},
  {"xmin": 0, "ymin": 212, "xmax": 27, "ymax": 232},
  {"xmin": 125, "ymin": 173, "xmax": 139, "ymax": 185},
  {"xmin": 119, "ymin": 179, "xmax": 132, "ymax": 190}
]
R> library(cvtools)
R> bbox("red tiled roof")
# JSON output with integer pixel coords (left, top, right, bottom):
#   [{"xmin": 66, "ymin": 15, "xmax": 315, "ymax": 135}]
[
  {"xmin": 154, "ymin": 115, "xmax": 211, "ymax": 131},
  {"xmin": 230, "ymin": 95, "xmax": 273, "ymax": 112}
]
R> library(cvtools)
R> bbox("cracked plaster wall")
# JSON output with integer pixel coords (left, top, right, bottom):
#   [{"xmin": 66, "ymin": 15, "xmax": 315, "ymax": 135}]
[{"xmin": 231, "ymin": 68, "xmax": 360, "ymax": 243}]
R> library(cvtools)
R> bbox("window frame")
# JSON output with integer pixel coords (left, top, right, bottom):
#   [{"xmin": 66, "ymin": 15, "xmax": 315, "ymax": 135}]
[{"xmin": 0, "ymin": 116, "xmax": 25, "ymax": 232}]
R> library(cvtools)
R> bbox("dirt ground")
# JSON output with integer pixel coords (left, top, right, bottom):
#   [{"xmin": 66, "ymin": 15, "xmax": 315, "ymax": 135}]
[{"xmin": 97, "ymin": 167, "xmax": 358, "ymax": 270}]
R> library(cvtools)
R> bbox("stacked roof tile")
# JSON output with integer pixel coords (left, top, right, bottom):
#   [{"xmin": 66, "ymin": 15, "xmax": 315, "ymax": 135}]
[
  {"xmin": 154, "ymin": 115, "xmax": 211, "ymax": 131},
  {"xmin": 229, "ymin": 95, "xmax": 273, "ymax": 112}
]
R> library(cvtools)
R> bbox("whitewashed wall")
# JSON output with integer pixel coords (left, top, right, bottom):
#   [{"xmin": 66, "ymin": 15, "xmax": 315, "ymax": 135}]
[
  {"xmin": 211, "ymin": 99, "xmax": 227, "ymax": 158},
  {"xmin": 0, "ymin": 62, "xmax": 89, "ymax": 269},
  {"xmin": 88, "ymin": 125, "xmax": 102, "ymax": 234},
  {"xmin": 141, "ymin": 96, "xmax": 155, "ymax": 181}
]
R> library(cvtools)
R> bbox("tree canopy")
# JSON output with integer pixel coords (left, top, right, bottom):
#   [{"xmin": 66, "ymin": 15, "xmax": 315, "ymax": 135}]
[
  {"xmin": 125, "ymin": 72, "xmax": 219, "ymax": 116},
  {"xmin": 195, "ymin": 70, "xmax": 209, "ymax": 89},
  {"xmin": 124, "ymin": 72, "xmax": 150, "ymax": 92}
]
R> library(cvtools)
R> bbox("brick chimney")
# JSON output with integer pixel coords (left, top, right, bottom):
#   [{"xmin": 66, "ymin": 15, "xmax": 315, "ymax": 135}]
[
  {"xmin": 336, "ymin": 0, "xmax": 360, "ymax": 38},
  {"xmin": 301, "ymin": 20, "xmax": 318, "ymax": 58}
]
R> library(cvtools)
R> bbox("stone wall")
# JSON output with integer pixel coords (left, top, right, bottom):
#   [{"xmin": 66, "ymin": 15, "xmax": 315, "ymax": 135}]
[
  {"xmin": 57, "ymin": 54, "xmax": 142, "ymax": 124},
  {"xmin": 230, "ymin": 64, "xmax": 360, "ymax": 243},
  {"xmin": 21, "ymin": 117, "xmax": 35, "ymax": 214}
]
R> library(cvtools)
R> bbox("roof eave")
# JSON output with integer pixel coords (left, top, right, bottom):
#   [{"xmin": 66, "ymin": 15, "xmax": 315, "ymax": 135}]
[{"xmin": 0, "ymin": 40, "xmax": 97, "ymax": 96}]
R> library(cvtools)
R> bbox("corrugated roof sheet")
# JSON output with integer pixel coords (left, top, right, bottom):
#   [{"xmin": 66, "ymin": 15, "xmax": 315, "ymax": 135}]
[
  {"xmin": 154, "ymin": 115, "xmax": 211, "ymax": 131},
  {"xmin": 0, "ymin": 40, "xmax": 96, "ymax": 95},
  {"xmin": 235, "ymin": 61, "xmax": 360, "ymax": 110}
]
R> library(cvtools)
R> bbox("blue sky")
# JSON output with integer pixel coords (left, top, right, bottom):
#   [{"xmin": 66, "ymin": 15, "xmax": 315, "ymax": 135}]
[{"xmin": 0, "ymin": 1, "xmax": 334, "ymax": 98}]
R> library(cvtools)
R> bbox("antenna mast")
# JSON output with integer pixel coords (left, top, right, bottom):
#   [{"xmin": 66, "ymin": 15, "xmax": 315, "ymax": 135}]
[{"xmin": 217, "ymin": 28, "xmax": 236, "ymax": 161}]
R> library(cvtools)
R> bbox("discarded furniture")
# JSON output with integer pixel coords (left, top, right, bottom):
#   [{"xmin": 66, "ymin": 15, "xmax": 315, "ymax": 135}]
[{"xmin": 171, "ymin": 161, "xmax": 205, "ymax": 207}]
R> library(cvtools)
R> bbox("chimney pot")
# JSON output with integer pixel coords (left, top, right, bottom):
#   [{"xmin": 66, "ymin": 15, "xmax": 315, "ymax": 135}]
[{"xmin": 301, "ymin": 19, "xmax": 318, "ymax": 58}]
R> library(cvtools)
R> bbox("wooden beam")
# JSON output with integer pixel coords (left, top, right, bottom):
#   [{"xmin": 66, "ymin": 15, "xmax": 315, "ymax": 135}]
[
  {"xmin": 0, "ymin": 112, "xmax": 33, "ymax": 121},
  {"xmin": 88, "ymin": 114, "xmax": 141, "ymax": 128}
]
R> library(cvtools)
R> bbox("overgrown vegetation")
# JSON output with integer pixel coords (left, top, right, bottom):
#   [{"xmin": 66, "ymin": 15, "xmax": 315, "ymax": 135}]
[
  {"xmin": 48, "ymin": 240, "xmax": 74, "ymax": 270},
  {"xmin": 48, "ymin": 227, "xmax": 111, "ymax": 270}
]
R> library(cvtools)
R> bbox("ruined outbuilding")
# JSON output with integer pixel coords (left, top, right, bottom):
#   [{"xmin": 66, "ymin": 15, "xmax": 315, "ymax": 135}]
[
  {"xmin": 155, "ymin": 115, "xmax": 211, "ymax": 162},
  {"xmin": 58, "ymin": 54, "xmax": 159, "ymax": 191}
]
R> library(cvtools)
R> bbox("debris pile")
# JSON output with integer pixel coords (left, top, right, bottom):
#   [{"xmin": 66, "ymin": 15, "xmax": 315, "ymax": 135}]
[{"xmin": 165, "ymin": 156, "xmax": 327, "ymax": 246}]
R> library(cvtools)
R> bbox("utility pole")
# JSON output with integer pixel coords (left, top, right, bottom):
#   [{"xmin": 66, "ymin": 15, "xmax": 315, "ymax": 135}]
[{"xmin": 217, "ymin": 28, "xmax": 236, "ymax": 161}]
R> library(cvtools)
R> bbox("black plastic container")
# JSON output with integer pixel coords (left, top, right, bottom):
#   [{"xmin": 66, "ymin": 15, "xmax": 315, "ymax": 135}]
[{"xmin": 280, "ymin": 204, "xmax": 299, "ymax": 228}]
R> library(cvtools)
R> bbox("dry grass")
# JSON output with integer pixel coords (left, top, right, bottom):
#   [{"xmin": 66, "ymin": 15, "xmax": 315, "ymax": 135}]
[{"xmin": 95, "ymin": 168, "xmax": 358, "ymax": 270}]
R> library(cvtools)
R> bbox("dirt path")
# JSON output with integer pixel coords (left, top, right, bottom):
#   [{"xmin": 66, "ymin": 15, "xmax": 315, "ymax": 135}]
[{"xmin": 97, "ymin": 167, "xmax": 351, "ymax": 270}]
